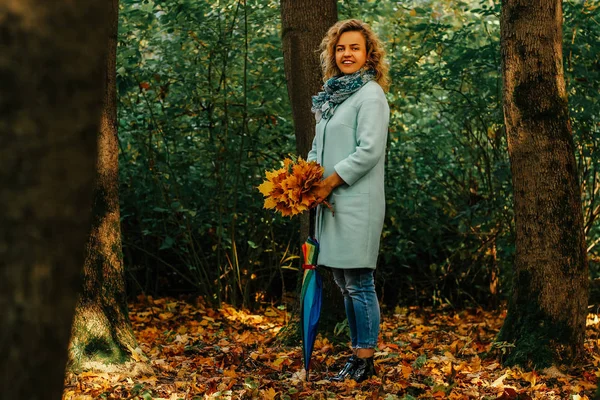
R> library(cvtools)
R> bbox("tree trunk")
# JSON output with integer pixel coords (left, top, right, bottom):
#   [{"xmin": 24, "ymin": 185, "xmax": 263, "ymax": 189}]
[
  {"xmin": 498, "ymin": 0, "xmax": 589, "ymax": 368},
  {"xmin": 0, "ymin": 2, "xmax": 108, "ymax": 399},
  {"xmin": 279, "ymin": 0, "xmax": 344, "ymax": 339},
  {"xmin": 280, "ymin": 0, "xmax": 338, "ymax": 245},
  {"xmin": 68, "ymin": 0, "xmax": 142, "ymax": 370}
]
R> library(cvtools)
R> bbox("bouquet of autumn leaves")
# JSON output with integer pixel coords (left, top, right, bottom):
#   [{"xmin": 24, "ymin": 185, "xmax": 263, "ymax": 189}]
[{"xmin": 258, "ymin": 157, "xmax": 333, "ymax": 217}]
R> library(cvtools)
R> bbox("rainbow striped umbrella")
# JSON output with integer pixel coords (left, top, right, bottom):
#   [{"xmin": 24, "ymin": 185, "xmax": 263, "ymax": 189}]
[{"xmin": 300, "ymin": 237, "xmax": 322, "ymax": 381}]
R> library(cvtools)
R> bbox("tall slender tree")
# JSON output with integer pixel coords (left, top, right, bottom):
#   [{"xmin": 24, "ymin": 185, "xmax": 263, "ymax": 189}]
[
  {"xmin": 498, "ymin": 0, "xmax": 589, "ymax": 367},
  {"xmin": 280, "ymin": 0, "xmax": 338, "ymax": 160},
  {"xmin": 69, "ymin": 0, "xmax": 143, "ymax": 369},
  {"xmin": 280, "ymin": 0, "xmax": 338, "ymax": 241},
  {"xmin": 279, "ymin": 0, "xmax": 343, "ymax": 332},
  {"xmin": 0, "ymin": 1, "xmax": 108, "ymax": 399}
]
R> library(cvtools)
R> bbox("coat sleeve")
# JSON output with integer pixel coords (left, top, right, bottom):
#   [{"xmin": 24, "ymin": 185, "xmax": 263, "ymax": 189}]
[
  {"xmin": 333, "ymin": 96, "xmax": 388, "ymax": 186},
  {"xmin": 307, "ymin": 134, "xmax": 318, "ymax": 162}
]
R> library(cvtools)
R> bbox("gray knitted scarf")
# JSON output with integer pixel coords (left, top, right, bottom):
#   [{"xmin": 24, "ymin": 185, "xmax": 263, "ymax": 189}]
[{"xmin": 311, "ymin": 70, "xmax": 375, "ymax": 123}]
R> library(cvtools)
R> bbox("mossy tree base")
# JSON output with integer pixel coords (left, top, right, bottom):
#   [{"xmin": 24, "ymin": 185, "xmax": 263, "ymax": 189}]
[
  {"xmin": 69, "ymin": 303, "xmax": 144, "ymax": 370},
  {"xmin": 497, "ymin": 300, "xmax": 576, "ymax": 369}
]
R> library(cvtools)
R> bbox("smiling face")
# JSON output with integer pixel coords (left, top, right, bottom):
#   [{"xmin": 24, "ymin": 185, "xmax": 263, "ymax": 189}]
[{"xmin": 335, "ymin": 30, "xmax": 368, "ymax": 75}]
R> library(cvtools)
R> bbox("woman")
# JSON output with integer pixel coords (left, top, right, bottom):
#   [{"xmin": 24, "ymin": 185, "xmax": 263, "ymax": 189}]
[{"xmin": 307, "ymin": 19, "xmax": 390, "ymax": 383}]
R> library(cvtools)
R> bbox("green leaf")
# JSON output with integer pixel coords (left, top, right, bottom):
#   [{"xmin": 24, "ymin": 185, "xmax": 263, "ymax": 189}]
[
  {"xmin": 244, "ymin": 377, "xmax": 258, "ymax": 390},
  {"xmin": 413, "ymin": 353, "xmax": 427, "ymax": 369},
  {"xmin": 142, "ymin": 391, "xmax": 153, "ymax": 400},
  {"xmin": 159, "ymin": 236, "xmax": 175, "ymax": 250}
]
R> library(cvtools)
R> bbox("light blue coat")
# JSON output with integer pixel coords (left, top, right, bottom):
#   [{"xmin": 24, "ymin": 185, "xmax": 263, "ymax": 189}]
[{"xmin": 307, "ymin": 81, "xmax": 389, "ymax": 269}]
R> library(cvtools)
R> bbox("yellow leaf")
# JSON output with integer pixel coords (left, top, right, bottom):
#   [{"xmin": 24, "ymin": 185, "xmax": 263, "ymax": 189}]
[
  {"xmin": 486, "ymin": 362, "xmax": 499, "ymax": 371},
  {"xmin": 272, "ymin": 357, "xmax": 286, "ymax": 367},
  {"xmin": 491, "ymin": 372, "xmax": 509, "ymax": 387},
  {"xmin": 273, "ymin": 357, "xmax": 285, "ymax": 367},
  {"xmin": 264, "ymin": 197, "xmax": 278, "ymax": 209},
  {"xmin": 258, "ymin": 181, "xmax": 274, "ymax": 196},
  {"xmin": 260, "ymin": 388, "xmax": 277, "ymax": 400},
  {"xmin": 576, "ymin": 380, "xmax": 597, "ymax": 390},
  {"xmin": 264, "ymin": 308, "xmax": 278, "ymax": 317},
  {"xmin": 410, "ymin": 8, "xmax": 417, "ymax": 16},
  {"xmin": 266, "ymin": 167, "xmax": 285, "ymax": 181},
  {"xmin": 520, "ymin": 370, "xmax": 537, "ymax": 386},
  {"xmin": 277, "ymin": 204, "xmax": 294, "ymax": 217},
  {"xmin": 138, "ymin": 376, "xmax": 157, "ymax": 386}
]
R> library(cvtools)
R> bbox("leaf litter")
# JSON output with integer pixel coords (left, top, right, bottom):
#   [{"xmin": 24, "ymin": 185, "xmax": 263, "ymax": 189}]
[{"xmin": 63, "ymin": 296, "xmax": 600, "ymax": 399}]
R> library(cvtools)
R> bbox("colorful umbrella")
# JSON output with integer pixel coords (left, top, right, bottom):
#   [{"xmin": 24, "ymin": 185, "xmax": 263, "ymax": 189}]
[{"xmin": 300, "ymin": 236, "xmax": 322, "ymax": 381}]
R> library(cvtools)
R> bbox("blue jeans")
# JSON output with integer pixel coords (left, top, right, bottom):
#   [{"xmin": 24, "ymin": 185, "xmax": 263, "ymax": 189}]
[{"xmin": 331, "ymin": 268, "xmax": 380, "ymax": 349}]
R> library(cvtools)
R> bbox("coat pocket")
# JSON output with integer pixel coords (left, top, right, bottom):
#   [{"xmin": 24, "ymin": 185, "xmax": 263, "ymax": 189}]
[
  {"xmin": 331, "ymin": 193, "xmax": 367, "ymax": 214},
  {"xmin": 328, "ymin": 193, "xmax": 370, "ymax": 261}
]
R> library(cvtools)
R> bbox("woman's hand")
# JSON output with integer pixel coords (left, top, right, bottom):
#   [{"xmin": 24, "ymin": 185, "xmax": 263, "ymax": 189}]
[
  {"xmin": 313, "ymin": 181, "xmax": 334, "ymax": 204},
  {"xmin": 314, "ymin": 172, "xmax": 346, "ymax": 203}
]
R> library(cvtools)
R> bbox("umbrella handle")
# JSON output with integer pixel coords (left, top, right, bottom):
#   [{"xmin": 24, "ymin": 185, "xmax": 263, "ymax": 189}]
[{"xmin": 309, "ymin": 208, "xmax": 316, "ymax": 238}]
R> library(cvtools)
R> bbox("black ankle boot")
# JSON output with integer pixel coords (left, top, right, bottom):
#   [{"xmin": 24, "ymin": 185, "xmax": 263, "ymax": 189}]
[
  {"xmin": 351, "ymin": 356, "xmax": 376, "ymax": 382},
  {"xmin": 330, "ymin": 355, "xmax": 358, "ymax": 382}
]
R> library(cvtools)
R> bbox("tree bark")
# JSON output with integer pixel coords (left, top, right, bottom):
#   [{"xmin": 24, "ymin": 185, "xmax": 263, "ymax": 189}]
[
  {"xmin": 0, "ymin": 1, "xmax": 108, "ymax": 399},
  {"xmin": 279, "ymin": 0, "xmax": 344, "ymax": 339},
  {"xmin": 280, "ymin": 0, "xmax": 338, "ymax": 245},
  {"xmin": 68, "ymin": 0, "xmax": 142, "ymax": 370},
  {"xmin": 280, "ymin": 0, "xmax": 337, "ymax": 159},
  {"xmin": 498, "ymin": 0, "xmax": 589, "ymax": 367}
]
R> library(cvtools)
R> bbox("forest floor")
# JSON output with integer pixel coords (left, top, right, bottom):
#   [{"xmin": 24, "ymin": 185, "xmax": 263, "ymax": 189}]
[{"xmin": 63, "ymin": 296, "xmax": 600, "ymax": 400}]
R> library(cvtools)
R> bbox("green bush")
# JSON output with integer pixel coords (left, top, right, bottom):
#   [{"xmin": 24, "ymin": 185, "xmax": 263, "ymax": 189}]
[{"xmin": 117, "ymin": 0, "xmax": 600, "ymax": 308}]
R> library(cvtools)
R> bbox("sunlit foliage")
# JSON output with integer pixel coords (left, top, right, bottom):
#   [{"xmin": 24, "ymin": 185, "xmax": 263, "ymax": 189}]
[{"xmin": 117, "ymin": 0, "xmax": 600, "ymax": 308}]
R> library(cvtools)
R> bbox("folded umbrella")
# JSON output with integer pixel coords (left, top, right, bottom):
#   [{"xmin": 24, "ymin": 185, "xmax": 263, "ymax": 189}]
[{"xmin": 300, "ymin": 236, "xmax": 322, "ymax": 381}]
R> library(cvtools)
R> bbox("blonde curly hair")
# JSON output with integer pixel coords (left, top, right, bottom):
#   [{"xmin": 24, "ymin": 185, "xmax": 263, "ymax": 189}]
[{"xmin": 319, "ymin": 19, "xmax": 390, "ymax": 92}]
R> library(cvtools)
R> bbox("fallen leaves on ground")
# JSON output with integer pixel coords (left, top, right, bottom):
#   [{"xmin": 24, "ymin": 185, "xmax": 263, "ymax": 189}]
[{"xmin": 63, "ymin": 297, "xmax": 600, "ymax": 399}]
